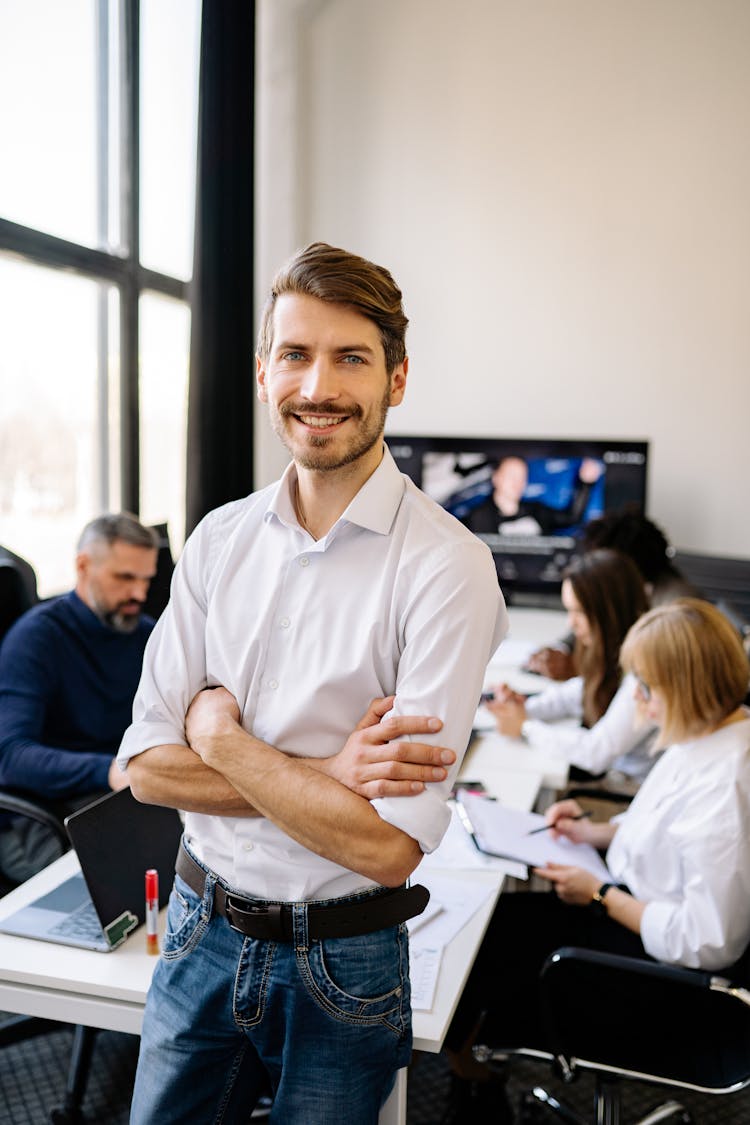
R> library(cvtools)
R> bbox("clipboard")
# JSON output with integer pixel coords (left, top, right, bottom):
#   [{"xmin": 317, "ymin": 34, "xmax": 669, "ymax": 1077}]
[{"xmin": 455, "ymin": 790, "xmax": 611, "ymax": 881}]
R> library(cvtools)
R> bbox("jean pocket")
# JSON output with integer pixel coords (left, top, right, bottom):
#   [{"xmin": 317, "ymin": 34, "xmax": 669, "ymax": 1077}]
[
  {"xmin": 162, "ymin": 873, "xmax": 208, "ymax": 961},
  {"xmin": 298, "ymin": 925, "xmax": 410, "ymax": 1034}
]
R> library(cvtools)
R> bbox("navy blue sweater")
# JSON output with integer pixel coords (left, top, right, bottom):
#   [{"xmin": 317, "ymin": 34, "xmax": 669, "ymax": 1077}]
[{"xmin": 0, "ymin": 591, "xmax": 154, "ymax": 800}]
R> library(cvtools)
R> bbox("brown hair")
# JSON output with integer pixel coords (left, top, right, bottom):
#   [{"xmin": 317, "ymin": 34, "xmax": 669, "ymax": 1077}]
[
  {"xmin": 565, "ymin": 548, "xmax": 649, "ymax": 726},
  {"xmin": 621, "ymin": 598, "xmax": 749, "ymax": 744},
  {"xmin": 256, "ymin": 242, "xmax": 409, "ymax": 373}
]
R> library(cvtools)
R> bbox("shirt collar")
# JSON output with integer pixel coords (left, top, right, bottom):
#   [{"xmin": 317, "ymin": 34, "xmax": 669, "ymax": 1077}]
[{"xmin": 265, "ymin": 444, "xmax": 405, "ymax": 537}]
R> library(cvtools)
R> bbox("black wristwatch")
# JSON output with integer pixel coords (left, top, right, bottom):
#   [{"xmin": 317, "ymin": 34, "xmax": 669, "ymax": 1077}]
[{"xmin": 591, "ymin": 882, "xmax": 614, "ymax": 916}]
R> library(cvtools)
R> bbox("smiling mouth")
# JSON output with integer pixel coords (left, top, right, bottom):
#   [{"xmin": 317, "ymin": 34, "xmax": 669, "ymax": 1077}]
[{"xmin": 295, "ymin": 414, "xmax": 348, "ymax": 429}]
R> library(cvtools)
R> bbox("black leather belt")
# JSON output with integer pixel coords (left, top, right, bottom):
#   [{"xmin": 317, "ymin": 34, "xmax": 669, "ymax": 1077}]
[{"xmin": 176, "ymin": 842, "xmax": 430, "ymax": 942}]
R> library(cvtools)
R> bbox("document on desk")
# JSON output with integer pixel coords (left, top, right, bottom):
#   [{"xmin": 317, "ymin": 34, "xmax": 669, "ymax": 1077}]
[
  {"xmin": 406, "ymin": 874, "xmax": 498, "ymax": 1010},
  {"xmin": 455, "ymin": 791, "xmax": 611, "ymax": 881}
]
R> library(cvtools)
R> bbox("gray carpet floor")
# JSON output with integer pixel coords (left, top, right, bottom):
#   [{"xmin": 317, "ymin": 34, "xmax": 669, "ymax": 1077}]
[{"xmin": 1, "ymin": 1021, "xmax": 749, "ymax": 1123}]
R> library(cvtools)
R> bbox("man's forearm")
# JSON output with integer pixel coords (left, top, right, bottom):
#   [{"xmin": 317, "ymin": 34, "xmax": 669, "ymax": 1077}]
[
  {"xmin": 0, "ymin": 735, "xmax": 111, "ymax": 800},
  {"xmin": 196, "ymin": 720, "xmax": 422, "ymax": 886},
  {"xmin": 126, "ymin": 743, "xmax": 261, "ymax": 816}
]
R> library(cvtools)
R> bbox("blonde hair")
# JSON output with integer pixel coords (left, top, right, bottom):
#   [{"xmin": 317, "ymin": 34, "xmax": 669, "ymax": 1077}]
[
  {"xmin": 256, "ymin": 242, "xmax": 408, "ymax": 372},
  {"xmin": 621, "ymin": 598, "xmax": 749, "ymax": 744}
]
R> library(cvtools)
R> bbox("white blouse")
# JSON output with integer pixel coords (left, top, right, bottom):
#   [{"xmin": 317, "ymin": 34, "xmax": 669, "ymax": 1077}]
[
  {"xmin": 522, "ymin": 674, "xmax": 658, "ymax": 779},
  {"xmin": 607, "ymin": 713, "xmax": 750, "ymax": 969}
]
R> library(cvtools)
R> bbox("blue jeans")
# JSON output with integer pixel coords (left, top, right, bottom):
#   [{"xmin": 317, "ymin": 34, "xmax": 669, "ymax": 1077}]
[{"xmin": 129, "ymin": 861, "xmax": 413, "ymax": 1124}]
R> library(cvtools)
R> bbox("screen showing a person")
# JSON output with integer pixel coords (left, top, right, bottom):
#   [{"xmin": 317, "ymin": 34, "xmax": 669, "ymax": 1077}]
[{"xmin": 386, "ymin": 435, "xmax": 648, "ymax": 604}]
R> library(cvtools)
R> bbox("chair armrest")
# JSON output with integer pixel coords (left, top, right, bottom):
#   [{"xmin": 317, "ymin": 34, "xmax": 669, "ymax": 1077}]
[
  {"xmin": 539, "ymin": 945, "xmax": 750, "ymax": 1090},
  {"xmin": 0, "ymin": 789, "xmax": 70, "ymax": 850}
]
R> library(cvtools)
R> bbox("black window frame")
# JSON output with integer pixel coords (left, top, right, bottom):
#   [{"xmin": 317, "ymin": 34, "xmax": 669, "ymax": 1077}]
[{"xmin": 0, "ymin": 0, "xmax": 191, "ymax": 515}]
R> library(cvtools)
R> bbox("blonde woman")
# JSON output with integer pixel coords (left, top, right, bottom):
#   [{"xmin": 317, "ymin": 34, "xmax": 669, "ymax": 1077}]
[{"xmin": 443, "ymin": 599, "xmax": 750, "ymax": 1124}]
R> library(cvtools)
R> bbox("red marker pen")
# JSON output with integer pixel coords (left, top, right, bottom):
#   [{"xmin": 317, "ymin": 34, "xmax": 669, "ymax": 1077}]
[{"xmin": 145, "ymin": 868, "xmax": 159, "ymax": 955}]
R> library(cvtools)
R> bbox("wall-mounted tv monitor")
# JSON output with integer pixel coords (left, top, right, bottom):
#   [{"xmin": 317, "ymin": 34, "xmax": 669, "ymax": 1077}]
[{"xmin": 386, "ymin": 435, "xmax": 649, "ymax": 605}]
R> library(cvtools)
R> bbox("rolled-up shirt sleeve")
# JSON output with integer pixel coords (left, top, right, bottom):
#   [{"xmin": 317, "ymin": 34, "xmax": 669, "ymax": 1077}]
[
  {"xmin": 117, "ymin": 519, "xmax": 212, "ymax": 768},
  {"xmin": 371, "ymin": 537, "xmax": 507, "ymax": 853}
]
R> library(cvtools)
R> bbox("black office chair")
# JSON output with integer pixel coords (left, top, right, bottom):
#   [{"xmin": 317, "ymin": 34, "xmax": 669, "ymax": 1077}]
[
  {"xmin": 475, "ymin": 945, "xmax": 750, "ymax": 1124},
  {"xmin": 0, "ymin": 788, "xmax": 97, "ymax": 1125},
  {"xmin": 142, "ymin": 522, "xmax": 174, "ymax": 621},
  {"xmin": 0, "ymin": 560, "xmax": 34, "ymax": 643}
]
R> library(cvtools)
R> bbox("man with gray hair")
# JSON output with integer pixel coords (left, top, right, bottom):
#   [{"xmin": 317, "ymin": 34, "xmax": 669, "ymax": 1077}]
[{"xmin": 0, "ymin": 513, "xmax": 158, "ymax": 882}]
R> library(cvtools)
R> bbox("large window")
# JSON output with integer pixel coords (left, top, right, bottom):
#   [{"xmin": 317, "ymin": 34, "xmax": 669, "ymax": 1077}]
[{"xmin": 0, "ymin": 0, "xmax": 200, "ymax": 595}]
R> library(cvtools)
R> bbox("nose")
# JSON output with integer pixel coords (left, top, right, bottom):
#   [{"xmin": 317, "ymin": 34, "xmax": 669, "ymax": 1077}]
[
  {"xmin": 299, "ymin": 358, "xmax": 340, "ymax": 404},
  {"xmin": 129, "ymin": 578, "xmax": 150, "ymax": 603}
]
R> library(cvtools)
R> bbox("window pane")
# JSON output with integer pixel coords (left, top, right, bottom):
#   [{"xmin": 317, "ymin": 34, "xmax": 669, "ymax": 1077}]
[
  {"xmin": 139, "ymin": 293, "xmax": 190, "ymax": 553},
  {"xmin": 0, "ymin": 0, "xmax": 99, "ymax": 247},
  {"xmin": 0, "ymin": 257, "xmax": 119, "ymax": 596},
  {"xmin": 140, "ymin": 0, "xmax": 201, "ymax": 280}
]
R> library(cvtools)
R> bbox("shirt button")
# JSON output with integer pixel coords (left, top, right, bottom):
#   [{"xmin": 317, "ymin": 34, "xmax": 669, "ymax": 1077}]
[
  {"xmin": 299, "ymin": 556, "xmax": 310, "ymax": 567},
  {"xmin": 268, "ymin": 679, "xmax": 278, "ymax": 690},
  {"xmin": 280, "ymin": 617, "xmax": 290, "ymax": 629},
  {"xmin": 242, "ymin": 842, "xmax": 254, "ymax": 852}
]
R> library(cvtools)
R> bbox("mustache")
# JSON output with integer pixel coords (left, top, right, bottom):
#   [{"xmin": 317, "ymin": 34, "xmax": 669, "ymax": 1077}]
[{"xmin": 279, "ymin": 401, "xmax": 362, "ymax": 420}]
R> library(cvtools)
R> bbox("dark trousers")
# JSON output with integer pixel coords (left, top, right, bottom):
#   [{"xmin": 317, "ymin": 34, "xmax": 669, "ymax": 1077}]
[{"xmin": 445, "ymin": 890, "xmax": 648, "ymax": 1053}]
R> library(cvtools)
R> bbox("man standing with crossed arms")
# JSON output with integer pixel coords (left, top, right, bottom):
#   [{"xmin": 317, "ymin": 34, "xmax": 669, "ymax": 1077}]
[{"xmin": 119, "ymin": 242, "xmax": 507, "ymax": 1122}]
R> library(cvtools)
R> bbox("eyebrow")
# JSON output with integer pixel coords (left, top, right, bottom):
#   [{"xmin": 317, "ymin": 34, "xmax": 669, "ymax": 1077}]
[{"xmin": 275, "ymin": 341, "xmax": 376, "ymax": 356}]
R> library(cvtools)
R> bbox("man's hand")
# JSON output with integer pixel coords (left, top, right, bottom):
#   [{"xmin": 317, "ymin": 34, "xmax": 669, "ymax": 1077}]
[
  {"xmin": 533, "ymin": 862, "xmax": 599, "ymax": 905},
  {"xmin": 108, "ymin": 757, "xmax": 131, "ymax": 791},
  {"xmin": 316, "ymin": 695, "xmax": 457, "ymax": 799},
  {"xmin": 185, "ymin": 687, "xmax": 241, "ymax": 762}
]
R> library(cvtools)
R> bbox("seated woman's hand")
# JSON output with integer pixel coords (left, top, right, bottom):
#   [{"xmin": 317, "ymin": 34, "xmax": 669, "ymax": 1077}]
[
  {"xmin": 544, "ymin": 798, "xmax": 592, "ymax": 842},
  {"xmin": 533, "ymin": 862, "xmax": 600, "ymax": 906},
  {"xmin": 525, "ymin": 646, "xmax": 575, "ymax": 681},
  {"xmin": 484, "ymin": 694, "xmax": 526, "ymax": 738},
  {"xmin": 487, "ymin": 682, "xmax": 526, "ymax": 706}
]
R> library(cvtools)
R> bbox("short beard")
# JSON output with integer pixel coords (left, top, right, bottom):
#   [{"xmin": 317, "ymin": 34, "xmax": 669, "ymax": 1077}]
[{"xmin": 271, "ymin": 389, "xmax": 390, "ymax": 472}]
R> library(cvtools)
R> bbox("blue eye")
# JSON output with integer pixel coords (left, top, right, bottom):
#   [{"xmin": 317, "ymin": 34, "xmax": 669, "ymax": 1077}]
[
  {"xmin": 341, "ymin": 355, "xmax": 365, "ymax": 364},
  {"xmin": 282, "ymin": 351, "xmax": 305, "ymax": 361}
]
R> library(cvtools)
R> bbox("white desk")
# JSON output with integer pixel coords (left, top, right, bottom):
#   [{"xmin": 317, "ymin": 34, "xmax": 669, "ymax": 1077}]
[
  {"xmin": 474, "ymin": 604, "xmax": 571, "ymax": 791},
  {"xmin": 0, "ymin": 606, "xmax": 561, "ymax": 1123}
]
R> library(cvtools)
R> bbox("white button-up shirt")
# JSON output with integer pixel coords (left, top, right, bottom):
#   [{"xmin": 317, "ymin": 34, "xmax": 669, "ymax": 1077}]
[
  {"xmin": 607, "ymin": 712, "xmax": 750, "ymax": 969},
  {"xmin": 119, "ymin": 447, "xmax": 507, "ymax": 900}
]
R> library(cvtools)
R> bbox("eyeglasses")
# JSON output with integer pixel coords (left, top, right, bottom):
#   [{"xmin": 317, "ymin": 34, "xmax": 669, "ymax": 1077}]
[{"xmin": 634, "ymin": 675, "xmax": 651, "ymax": 701}]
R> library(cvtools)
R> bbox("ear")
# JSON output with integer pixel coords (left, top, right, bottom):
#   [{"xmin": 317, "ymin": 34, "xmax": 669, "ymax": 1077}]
[
  {"xmin": 74, "ymin": 551, "xmax": 92, "ymax": 595},
  {"xmin": 256, "ymin": 354, "xmax": 268, "ymax": 403},
  {"xmin": 389, "ymin": 356, "xmax": 408, "ymax": 407}
]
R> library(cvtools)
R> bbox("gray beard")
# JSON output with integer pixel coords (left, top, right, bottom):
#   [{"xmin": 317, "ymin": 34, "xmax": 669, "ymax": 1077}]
[{"xmin": 95, "ymin": 606, "xmax": 141, "ymax": 634}]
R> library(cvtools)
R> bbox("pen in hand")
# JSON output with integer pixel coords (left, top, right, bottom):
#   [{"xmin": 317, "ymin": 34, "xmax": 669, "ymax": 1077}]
[{"xmin": 527, "ymin": 810, "xmax": 593, "ymax": 836}]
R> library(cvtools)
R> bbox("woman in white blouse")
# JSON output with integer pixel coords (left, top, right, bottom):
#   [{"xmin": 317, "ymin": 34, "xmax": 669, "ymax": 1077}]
[
  {"xmin": 485, "ymin": 548, "xmax": 657, "ymax": 780},
  {"xmin": 443, "ymin": 598, "xmax": 750, "ymax": 1123}
]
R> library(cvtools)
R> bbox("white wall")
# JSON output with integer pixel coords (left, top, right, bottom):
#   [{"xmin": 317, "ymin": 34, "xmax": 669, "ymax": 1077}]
[{"xmin": 256, "ymin": 0, "xmax": 750, "ymax": 557}]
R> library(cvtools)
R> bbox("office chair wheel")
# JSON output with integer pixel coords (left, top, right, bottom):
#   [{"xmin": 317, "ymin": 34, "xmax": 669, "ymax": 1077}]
[
  {"xmin": 519, "ymin": 1086, "xmax": 586, "ymax": 1124},
  {"xmin": 49, "ymin": 1109, "xmax": 85, "ymax": 1125}
]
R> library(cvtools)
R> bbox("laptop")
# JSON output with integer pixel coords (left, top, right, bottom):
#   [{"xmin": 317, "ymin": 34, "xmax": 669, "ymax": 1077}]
[{"xmin": 0, "ymin": 787, "xmax": 184, "ymax": 952}]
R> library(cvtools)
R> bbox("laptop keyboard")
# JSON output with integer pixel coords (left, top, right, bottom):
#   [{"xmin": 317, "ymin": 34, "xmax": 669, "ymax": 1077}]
[{"xmin": 49, "ymin": 900, "xmax": 104, "ymax": 943}]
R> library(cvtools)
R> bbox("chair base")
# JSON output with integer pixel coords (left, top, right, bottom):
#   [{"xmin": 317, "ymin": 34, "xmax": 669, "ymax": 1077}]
[{"xmin": 521, "ymin": 1083, "xmax": 693, "ymax": 1125}]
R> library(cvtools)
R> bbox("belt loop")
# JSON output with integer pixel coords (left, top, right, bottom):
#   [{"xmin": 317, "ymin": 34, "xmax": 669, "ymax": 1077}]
[
  {"xmin": 200, "ymin": 866, "xmax": 217, "ymax": 922},
  {"xmin": 292, "ymin": 901, "xmax": 309, "ymax": 952}
]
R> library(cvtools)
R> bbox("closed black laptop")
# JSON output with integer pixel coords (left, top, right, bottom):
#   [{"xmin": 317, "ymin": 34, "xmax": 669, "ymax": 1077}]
[{"xmin": 0, "ymin": 787, "xmax": 183, "ymax": 952}]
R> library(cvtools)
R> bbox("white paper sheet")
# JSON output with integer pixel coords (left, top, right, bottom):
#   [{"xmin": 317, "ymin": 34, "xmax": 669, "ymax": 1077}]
[
  {"xmin": 456, "ymin": 791, "xmax": 611, "ymax": 881},
  {"xmin": 407, "ymin": 874, "xmax": 499, "ymax": 1011}
]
